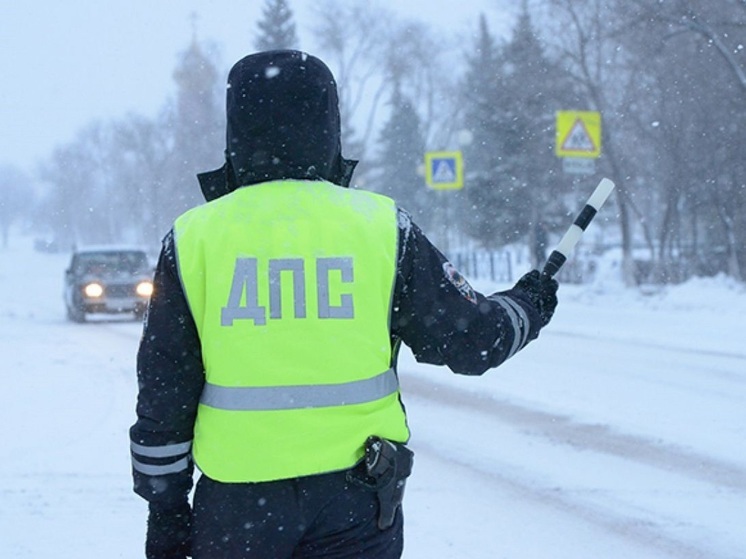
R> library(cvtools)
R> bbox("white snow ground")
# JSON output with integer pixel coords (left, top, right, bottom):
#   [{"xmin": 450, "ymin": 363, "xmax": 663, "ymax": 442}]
[{"xmin": 1, "ymin": 236, "xmax": 744, "ymax": 558}]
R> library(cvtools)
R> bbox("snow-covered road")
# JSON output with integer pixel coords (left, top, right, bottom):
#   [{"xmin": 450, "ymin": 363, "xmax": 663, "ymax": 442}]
[{"xmin": 1, "ymin": 239, "xmax": 744, "ymax": 558}]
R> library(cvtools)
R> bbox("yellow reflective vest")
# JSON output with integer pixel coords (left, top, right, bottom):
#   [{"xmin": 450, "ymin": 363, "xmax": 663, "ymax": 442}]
[{"xmin": 174, "ymin": 180, "xmax": 409, "ymax": 482}]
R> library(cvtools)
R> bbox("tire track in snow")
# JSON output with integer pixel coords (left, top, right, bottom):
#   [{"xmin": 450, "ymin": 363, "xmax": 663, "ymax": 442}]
[
  {"xmin": 411, "ymin": 439, "xmax": 743, "ymax": 559},
  {"xmin": 550, "ymin": 328, "xmax": 746, "ymax": 365},
  {"xmin": 401, "ymin": 374, "xmax": 746, "ymax": 493}
]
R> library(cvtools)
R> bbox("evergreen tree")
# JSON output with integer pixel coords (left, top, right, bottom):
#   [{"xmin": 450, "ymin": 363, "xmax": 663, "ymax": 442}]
[
  {"xmin": 462, "ymin": 8, "xmax": 578, "ymax": 261},
  {"xmin": 461, "ymin": 14, "xmax": 502, "ymax": 246},
  {"xmin": 370, "ymin": 86, "xmax": 432, "ymax": 229},
  {"xmin": 255, "ymin": 0, "xmax": 298, "ymax": 51}
]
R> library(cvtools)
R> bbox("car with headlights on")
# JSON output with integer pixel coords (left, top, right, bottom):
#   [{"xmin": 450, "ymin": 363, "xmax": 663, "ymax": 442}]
[{"xmin": 64, "ymin": 246, "xmax": 154, "ymax": 322}]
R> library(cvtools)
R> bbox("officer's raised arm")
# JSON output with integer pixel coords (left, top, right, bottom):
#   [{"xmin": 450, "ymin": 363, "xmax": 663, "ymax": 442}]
[{"xmin": 391, "ymin": 208, "xmax": 557, "ymax": 376}]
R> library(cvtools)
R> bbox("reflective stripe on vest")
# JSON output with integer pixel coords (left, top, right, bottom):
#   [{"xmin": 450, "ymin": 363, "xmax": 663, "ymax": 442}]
[
  {"xmin": 174, "ymin": 180, "xmax": 408, "ymax": 483},
  {"xmin": 201, "ymin": 368, "xmax": 398, "ymax": 410}
]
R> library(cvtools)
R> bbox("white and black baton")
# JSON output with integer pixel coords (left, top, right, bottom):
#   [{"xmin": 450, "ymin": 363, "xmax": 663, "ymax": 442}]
[{"xmin": 542, "ymin": 178, "xmax": 616, "ymax": 278}]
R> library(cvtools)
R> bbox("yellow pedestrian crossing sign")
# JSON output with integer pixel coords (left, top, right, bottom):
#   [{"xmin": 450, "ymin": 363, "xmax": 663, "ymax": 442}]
[
  {"xmin": 555, "ymin": 111, "xmax": 601, "ymax": 158},
  {"xmin": 425, "ymin": 151, "xmax": 464, "ymax": 190}
]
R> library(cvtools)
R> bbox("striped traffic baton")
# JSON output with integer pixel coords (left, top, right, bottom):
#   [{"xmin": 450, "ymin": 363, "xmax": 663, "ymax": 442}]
[{"xmin": 542, "ymin": 178, "xmax": 616, "ymax": 278}]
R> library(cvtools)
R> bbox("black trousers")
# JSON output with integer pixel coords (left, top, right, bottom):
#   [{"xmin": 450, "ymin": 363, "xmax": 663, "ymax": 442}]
[{"xmin": 191, "ymin": 467, "xmax": 404, "ymax": 559}]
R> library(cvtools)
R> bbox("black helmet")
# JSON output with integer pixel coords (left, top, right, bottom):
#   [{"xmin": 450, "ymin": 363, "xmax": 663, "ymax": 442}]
[{"xmin": 198, "ymin": 50, "xmax": 357, "ymax": 201}]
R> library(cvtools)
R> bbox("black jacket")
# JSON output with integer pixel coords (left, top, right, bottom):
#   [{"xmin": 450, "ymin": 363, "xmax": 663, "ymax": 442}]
[{"xmin": 130, "ymin": 203, "xmax": 544, "ymax": 506}]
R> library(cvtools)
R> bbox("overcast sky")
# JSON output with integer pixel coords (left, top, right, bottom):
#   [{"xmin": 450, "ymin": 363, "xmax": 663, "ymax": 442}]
[{"xmin": 1, "ymin": 1, "xmax": 515, "ymax": 176}]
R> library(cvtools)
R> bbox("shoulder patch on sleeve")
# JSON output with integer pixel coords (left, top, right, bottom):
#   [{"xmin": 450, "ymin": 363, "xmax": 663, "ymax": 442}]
[{"xmin": 442, "ymin": 262, "xmax": 478, "ymax": 304}]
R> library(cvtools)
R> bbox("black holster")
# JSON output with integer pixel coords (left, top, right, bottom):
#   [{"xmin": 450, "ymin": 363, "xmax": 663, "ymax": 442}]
[{"xmin": 355, "ymin": 436, "xmax": 414, "ymax": 530}]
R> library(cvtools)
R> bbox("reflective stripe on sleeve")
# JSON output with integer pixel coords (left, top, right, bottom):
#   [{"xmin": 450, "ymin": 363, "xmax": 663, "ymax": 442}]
[
  {"xmin": 130, "ymin": 440, "xmax": 192, "ymax": 459},
  {"xmin": 200, "ymin": 368, "xmax": 399, "ymax": 411},
  {"xmin": 490, "ymin": 295, "xmax": 530, "ymax": 359},
  {"xmin": 501, "ymin": 296, "xmax": 530, "ymax": 350},
  {"xmin": 131, "ymin": 456, "xmax": 190, "ymax": 476}
]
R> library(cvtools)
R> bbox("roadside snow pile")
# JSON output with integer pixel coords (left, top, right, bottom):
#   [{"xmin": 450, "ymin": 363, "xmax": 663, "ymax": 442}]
[
  {"xmin": 653, "ymin": 273, "xmax": 746, "ymax": 314},
  {"xmin": 551, "ymin": 246, "xmax": 746, "ymax": 316}
]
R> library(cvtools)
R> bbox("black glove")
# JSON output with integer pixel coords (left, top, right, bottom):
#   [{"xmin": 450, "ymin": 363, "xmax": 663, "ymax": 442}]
[
  {"xmin": 146, "ymin": 501, "xmax": 191, "ymax": 559},
  {"xmin": 514, "ymin": 270, "xmax": 558, "ymax": 327}
]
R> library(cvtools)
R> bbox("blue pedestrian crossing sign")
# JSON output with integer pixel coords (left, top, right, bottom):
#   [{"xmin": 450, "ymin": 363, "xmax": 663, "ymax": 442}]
[{"xmin": 425, "ymin": 151, "xmax": 464, "ymax": 190}]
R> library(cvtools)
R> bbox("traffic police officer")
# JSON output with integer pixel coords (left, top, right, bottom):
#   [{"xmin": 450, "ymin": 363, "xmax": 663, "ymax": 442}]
[{"xmin": 130, "ymin": 50, "xmax": 558, "ymax": 559}]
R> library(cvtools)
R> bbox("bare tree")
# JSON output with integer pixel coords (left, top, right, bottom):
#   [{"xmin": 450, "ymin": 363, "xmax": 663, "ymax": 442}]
[
  {"xmin": 309, "ymin": 0, "xmax": 394, "ymax": 178},
  {"xmin": 613, "ymin": 0, "xmax": 746, "ymax": 280},
  {"xmin": 626, "ymin": 0, "xmax": 746, "ymax": 92},
  {"xmin": 541, "ymin": 0, "xmax": 646, "ymax": 285},
  {"xmin": 38, "ymin": 122, "xmax": 124, "ymax": 246},
  {"xmin": 0, "ymin": 165, "xmax": 31, "ymax": 248},
  {"xmin": 111, "ymin": 111, "xmax": 174, "ymax": 246},
  {"xmin": 308, "ymin": 0, "xmax": 457, "ymax": 208},
  {"xmin": 381, "ymin": 20, "xmax": 454, "ymax": 147},
  {"xmin": 39, "ymin": 141, "xmax": 91, "ymax": 249}
]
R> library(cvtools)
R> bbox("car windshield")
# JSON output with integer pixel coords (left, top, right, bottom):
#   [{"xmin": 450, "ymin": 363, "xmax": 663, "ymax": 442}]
[{"xmin": 73, "ymin": 251, "xmax": 150, "ymax": 275}]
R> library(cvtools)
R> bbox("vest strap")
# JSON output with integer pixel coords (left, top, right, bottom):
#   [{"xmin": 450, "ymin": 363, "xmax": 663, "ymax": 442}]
[{"xmin": 200, "ymin": 368, "xmax": 399, "ymax": 411}]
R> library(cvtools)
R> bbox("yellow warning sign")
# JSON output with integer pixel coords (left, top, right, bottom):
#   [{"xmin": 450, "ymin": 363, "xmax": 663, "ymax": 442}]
[{"xmin": 555, "ymin": 111, "xmax": 601, "ymax": 158}]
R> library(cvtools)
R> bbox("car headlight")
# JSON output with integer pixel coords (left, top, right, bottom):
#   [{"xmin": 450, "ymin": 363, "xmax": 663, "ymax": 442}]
[
  {"xmin": 84, "ymin": 282, "xmax": 104, "ymax": 298},
  {"xmin": 136, "ymin": 281, "xmax": 154, "ymax": 297}
]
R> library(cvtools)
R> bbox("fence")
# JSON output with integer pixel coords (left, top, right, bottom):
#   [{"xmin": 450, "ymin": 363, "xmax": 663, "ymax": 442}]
[
  {"xmin": 449, "ymin": 248, "xmax": 598, "ymax": 284},
  {"xmin": 451, "ymin": 250, "xmax": 514, "ymax": 283}
]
